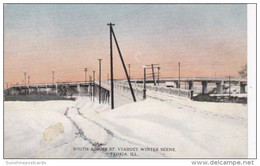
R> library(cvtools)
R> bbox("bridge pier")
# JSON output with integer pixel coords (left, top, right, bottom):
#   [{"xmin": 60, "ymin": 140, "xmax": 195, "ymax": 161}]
[
  {"xmin": 240, "ymin": 82, "xmax": 246, "ymax": 94},
  {"xmin": 174, "ymin": 81, "xmax": 180, "ymax": 88},
  {"xmin": 20, "ymin": 88, "xmax": 26, "ymax": 95},
  {"xmin": 15, "ymin": 88, "xmax": 19, "ymax": 95},
  {"xmin": 9, "ymin": 88, "xmax": 16, "ymax": 95},
  {"xmin": 188, "ymin": 81, "xmax": 193, "ymax": 90},
  {"xmin": 77, "ymin": 84, "xmax": 80, "ymax": 92},
  {"xmin": 38, "ymin": 87, "xmax": 46, "ymax": 95},
  {"xmin": 29, "ymin": 87, "xmax": 37, "ymax": 95},
  {"xmin": 36, "ymin": 87, "xmax": 39, "ymax": 94},
  {"xmin": 16, "ymin": 88, "xmax": 21, "ymax": 95},
  {"xmin": 22, "ymin": 88, "xmax": 27, "ymax": 95},
  {"xmin": 216, "ymin": 82, "xmax": 224, "ymax": 94},
  {"xmin": 27, "ymin": 87, "xmax": 31, "ymax": 95},
  {"xmin": 202, "ymin": 81, "xmax": 208, "ymax": 94},
  {"xmin": 55, "ymin": 84, "xmax": 58, "ymax": 94},
  {"xmin": 26, "ymin": 87, "xmax": 30, "ymax": 95},
  {"xmin": 46, "ymin": 86, "xmax": 49, "ymax": 95}
]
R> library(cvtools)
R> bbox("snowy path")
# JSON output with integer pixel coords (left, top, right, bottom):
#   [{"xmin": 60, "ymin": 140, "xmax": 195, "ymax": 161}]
[{"xmin": 63, "ymin": 97, "xmax": 165, "ymax": 158}]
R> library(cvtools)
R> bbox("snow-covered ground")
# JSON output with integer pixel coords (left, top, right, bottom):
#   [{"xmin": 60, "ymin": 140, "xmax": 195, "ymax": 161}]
[{"xmin": 4, "ymin": 88, "xmax": 247, "ymax": 158}]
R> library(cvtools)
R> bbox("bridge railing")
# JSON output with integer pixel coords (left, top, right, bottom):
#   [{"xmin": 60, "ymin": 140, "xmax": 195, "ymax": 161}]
[
  {"xmin": 90, "ymin": 84, "xmax": 110, "ymax": 103},
  {"xmin": 128, "ymin": 77, "xmax": 247, "ymax": 83},
  {"xmin": 114, "ymin": 81, "xmax": 193, "ymax": 99}
]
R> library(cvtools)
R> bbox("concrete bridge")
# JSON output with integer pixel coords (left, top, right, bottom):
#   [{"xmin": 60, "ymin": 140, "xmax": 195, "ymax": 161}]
[
  {"xmin": 4, "ymin": 77, "xmax": 247, "ymax": 101},
  {"xmin": 4, "ymin": 81, "xmax": 110, "ymax": 102},
  {"xmin": 126, "ymin": 77, "xmax": 247, "ymax": 94}
]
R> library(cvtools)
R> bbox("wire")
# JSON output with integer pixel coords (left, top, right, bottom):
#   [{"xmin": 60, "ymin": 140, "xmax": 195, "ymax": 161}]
[{"xmin": 113, "ymin": 6, "xmax": 152, "ymax": 23}]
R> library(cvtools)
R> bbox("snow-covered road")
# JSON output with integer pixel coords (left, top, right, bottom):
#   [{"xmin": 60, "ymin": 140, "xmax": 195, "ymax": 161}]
[{"xmin": 4, "ymin": 89, "xmax": 247, "ymax": 158}]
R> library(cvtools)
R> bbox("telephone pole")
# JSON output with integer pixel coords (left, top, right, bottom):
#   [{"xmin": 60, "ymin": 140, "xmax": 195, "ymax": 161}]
[
  {"xmin": 24, "ymin": 72, "xmax": 27, "ymax": 86},
  {"xmin": 84, "ymin": 68, "xmax": 88, "ymax": 95},
  {"xmin": 229, "ymin": 76, "xmax": 231, "ymax": 96},
  {"xmin": 157, "ymin": 67, "xmax": 160, "ymax": 86},
  {"xmin": 107, "ymin": 23, "xmax": 137, "ymax": 109},
  {"xmin": 178, "ymin": 62, "xmax": 180, "ymax": 89},
  {"xmin": 111, "ymin": 25, "xmax": 136, "ymax": 103},
  {"xmin": 89, "ymin": 76, "xmax": 92, "ymax": 100},
  {"xmin": 93, "ymin": 70, "xmax": 95, "ymax": 102},
  {"xmin": 145, "ymin": 64, "xmax": 159, "ymax": 86},
  {"xmin": 84, "ymin": 68, "xmax": 88, "ymax": 85},
  {"xmin": 28, "ymin": 75, "xmax": 30, "ymax": 85},
  {"xmin": 151, "ymin": 64, "xmax": 156, "ymax": 86},
  {"xmin": 98, "ymin": 59, "xmax": 102, "ymax": 104},
  {"xmin": 52, "ymin": 71, "xmax": 55, "ymax": 85},
  {"xmin": 143, "ymin": 66, "xmax": 146, "ymax": 99},
  {"xmin": 128, "ymin": 64, "xmax": 131, "ymax": 80},
  {"xmin": 107, "ymin": 22, "xmax": 115, "ymax": 109}
]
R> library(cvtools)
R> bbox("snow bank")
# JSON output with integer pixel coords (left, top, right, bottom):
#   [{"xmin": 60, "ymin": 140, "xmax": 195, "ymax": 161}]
[
  {"xmin": 4, "ymin": 101, "xmax": 76, "ymax": 158},
  {"xmin": 4, "ymin": 94, "xmax": 247, "ymax": 158},
  {"xmin": 94, "ymin": 98, "xmax": 247, "ymax": 158}
]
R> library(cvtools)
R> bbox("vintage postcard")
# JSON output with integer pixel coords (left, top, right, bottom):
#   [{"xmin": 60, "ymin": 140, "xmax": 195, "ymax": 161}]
[{"xmin": 3, "ymin": 3, "xmax": 256, "ymax": 160}]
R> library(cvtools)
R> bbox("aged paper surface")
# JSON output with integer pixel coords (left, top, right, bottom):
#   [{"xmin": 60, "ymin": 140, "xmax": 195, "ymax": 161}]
[{"xmin": 2, "ymin": 3, "xmax": 256, "ymax": 161}]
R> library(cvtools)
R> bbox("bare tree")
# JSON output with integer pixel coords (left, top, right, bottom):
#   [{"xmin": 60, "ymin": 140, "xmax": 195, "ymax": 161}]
[{"xmin": 238, "ymin": 64, "xmax": 247, "ymax": 78}]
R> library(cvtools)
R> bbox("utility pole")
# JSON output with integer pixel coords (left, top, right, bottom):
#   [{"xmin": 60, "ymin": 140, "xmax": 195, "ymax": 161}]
[
  {"xmin": 178, "ymin": 62, "xmax": 180, "ymax": 89},
  {"xmin": 111, "ymin": 25, "xmax": 136, "ymax": 103},
  {"xmin": 89, "ymin": 76, "xmax": 92, "ymax": 100},
  {"xmin": 185, "ymin": 77, "xmax": 188, "ymax": 90},
  {"xmin": 157, "ymin": 67, "xmax": 160, "ymax": 86},
  {"xmin": 128, "ymin": 64, "xmax": 131, "ymax": 80},
  {"xmin": 151, "ymin": 64, "xmax": 156, "ymax": 86},
  {"xmin": 24, "ymin": 72, "xmax": 27, "ymax": 95},
  {"xmin": 107, "ymin": 23, "xmax": 137, "ymax": 108},
  {"xmin": 24, "ymin": 72, "xmax": 27, "ymax": 86},
  {"xmin": 143, "ymin": 66, "xmax": 146, "ymax": 99},
  {"xmin": 229, "ymin": 76, "xmax": 231, "ymax": 96},
  {"xmin": 98, "ymin": 59, "xmax": 102, "ymax": 104},
  {"xmin": 28, "ymin": 75, "xmax": 30, "ymax": 85},
  {"xmin": 52, "ymin": 71, "xmax": 55, "ymax": 94},
  {"xmin": 145, "ymin": 64, "xmax": 159, "ymax": 86},
  {"xmin": 52, "ymin": 71, "xmax": 55, "ymax": 85},
  {"xmin": 108, "ymin": 22, "xmax": 115, "ymax": 109},
  {"xmin": 84, "ymin": 68, "xmax": 88, "ymax": 95},
  {"xmin": 84, "ymin": 68, "xmax": 88, "ymax": 85},
  {"xmin": 93, "ymin": 70, "xmax": 95, "ymax": 102}
]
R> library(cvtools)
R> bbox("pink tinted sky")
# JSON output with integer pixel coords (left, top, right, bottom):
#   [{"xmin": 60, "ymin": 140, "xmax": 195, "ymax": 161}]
[{"xmin": 4, "ymin": 4, "xmax": 247, "ymax": 87}]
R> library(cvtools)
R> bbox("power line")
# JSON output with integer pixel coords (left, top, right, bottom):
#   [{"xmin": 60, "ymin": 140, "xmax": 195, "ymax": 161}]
[{"xmin": 114, "ymin": 6, "xmax": 152, "ymax": 23}]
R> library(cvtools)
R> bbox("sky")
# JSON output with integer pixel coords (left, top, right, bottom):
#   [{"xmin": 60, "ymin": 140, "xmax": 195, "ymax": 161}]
[{"xmin": 4, "ymin": 4, "xmax": 247, "ymax": 87}]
